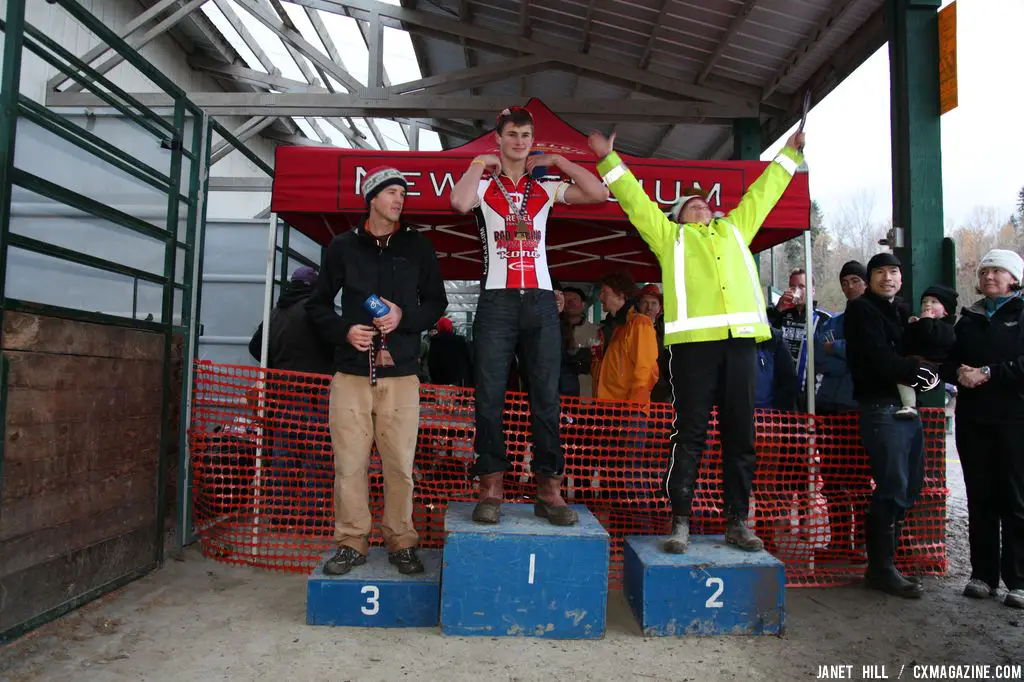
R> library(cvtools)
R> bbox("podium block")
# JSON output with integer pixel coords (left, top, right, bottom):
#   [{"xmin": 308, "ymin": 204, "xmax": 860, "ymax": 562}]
[
  {"xmin": 441, "ymin": 502, "xmax": 609, "ymax": 639},
  {"xmin": 306, "ymin": 548, "xmax": 441, "ymax": 627},
  {"xmin": 624, "ymin": 535, "xmax": 785, "ymax": 636}
]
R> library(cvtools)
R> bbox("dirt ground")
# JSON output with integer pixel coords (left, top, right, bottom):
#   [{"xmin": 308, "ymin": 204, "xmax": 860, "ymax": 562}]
[{"xmin": 2, "ymin": 435, "xmax": 1021, "ymax": 682}]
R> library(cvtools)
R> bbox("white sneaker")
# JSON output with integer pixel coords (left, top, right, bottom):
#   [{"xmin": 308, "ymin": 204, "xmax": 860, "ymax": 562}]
[
  {"xmin": 1005, "ymin": 589, "xmax": 1024, "ymax": 609},
  {"xmin": 963, "ymin": 579, "xmax": 997, "ymax": 599},
  {"xmin": 894, "ymin": 406, "xmax": 918, "ymax": 420}
]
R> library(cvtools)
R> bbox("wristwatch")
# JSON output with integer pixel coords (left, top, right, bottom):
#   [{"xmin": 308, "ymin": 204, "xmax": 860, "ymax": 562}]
[{"xmin": 980, "ymin": 366, "xmax": 992, "ymax": 379}]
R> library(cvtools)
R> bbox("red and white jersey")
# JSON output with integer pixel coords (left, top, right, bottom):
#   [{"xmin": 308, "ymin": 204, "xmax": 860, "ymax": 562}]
[{"xmin": 473, "ymin": 174, "xmax": 569, "ymax": 290}]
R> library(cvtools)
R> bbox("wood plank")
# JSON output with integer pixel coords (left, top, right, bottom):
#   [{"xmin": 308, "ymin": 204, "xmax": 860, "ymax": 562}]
[
  {"xmin": 0, "ymin": 499, "xmax": 154, "ymax": 578},
  {"xmin": 0, "ymin": 465, "xmax": 157, "ymax": 542},
  {"xmin": 1, "ymin": 312, "xmax": 164, "ymax": 359},
  {"xmin": 1, "ymin": 440, "xmax": 158, "ymax": 501},
  {"xmin": 4, "ymin": 351, "xmax": 163, "ymax": 391},
  {"xmin": 0, "ymin": 527, "xmax": 156, "ymax": 633},
  {"xmin": 2, "ymin": 415, "xmax": 160, "ymax": 466},
  {"xmin": 4, "ymin": 385, "xmax": 163, "ymax": 426}
]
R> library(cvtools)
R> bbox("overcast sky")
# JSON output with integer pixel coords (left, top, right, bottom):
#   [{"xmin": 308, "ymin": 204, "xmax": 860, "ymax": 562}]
[{"xmin": 762, "ymin": 0, "xmax": 1023, "ymax": 231}]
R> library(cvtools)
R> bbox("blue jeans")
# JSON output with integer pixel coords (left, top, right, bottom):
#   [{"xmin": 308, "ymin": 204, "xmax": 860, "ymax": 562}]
[
  {"xmin": 858, "ymin": 401, "xmax": 925, "ymax": 515},
  {"xmin": 472, "ymin": 289, "xmax": 563, "ymax": 477}
]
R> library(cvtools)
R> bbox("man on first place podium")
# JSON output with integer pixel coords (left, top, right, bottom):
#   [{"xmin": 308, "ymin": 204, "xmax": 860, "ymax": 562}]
[
  {"xmin": 588, "ymin": 129, "xmax": 806, "ymax": 554},
  {"xmin": 450, "ymin": 106, "xmax": 609, "ymax": 526}
]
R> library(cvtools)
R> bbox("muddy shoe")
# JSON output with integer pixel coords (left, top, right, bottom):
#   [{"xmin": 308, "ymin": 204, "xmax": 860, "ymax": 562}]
[
  {"xmin": 724, "ymin": 517, "xmax": 764, "ymax": 552},
  {"xmin": 663, "ymin": 516, "xmax": 690, "ymax": 554},
  {"xmin": 472, "ymin": 472, "xmax": 504, "ymax": 524},
  {"xmin": 534, "ymin": 475, "xmax": 578, "ymax": 526},
  {"xmin": 865, "ymin": 566, "xmax": 924, "ymax": 598},
  {"xmin": 323, "ymin": 546, "xmax": 366, "ymax": 576},
  {"xmin": 1004, "ymin": 589, "xmax": 1024, "ymax": 609},
  {"xmin": 963, "ymin": 579, "xmax": 997, "ymax": 599},
  {"xmin": 389, "ymin": 547, "xmax": 425, "ymax": 575}
]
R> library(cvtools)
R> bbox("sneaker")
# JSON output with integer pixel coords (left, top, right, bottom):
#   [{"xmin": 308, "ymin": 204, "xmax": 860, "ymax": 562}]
[
  {"xmin": 1005, "ymin": 589, "xmax": 1024, "ymax": 609},
  {"xmin": 963, "ymin": 579, "xmax": 997, "ymax": 599},
  {"xmin": 389, "ymin": 547, "xmax": 425, "ymax": 575},
  {"xmin": 894, "ymin": 406, "xmax": 918, "ymax": 420},
  {"xmin": 323, "ymin": 546, "xmax": 366, "ymax": 576}
]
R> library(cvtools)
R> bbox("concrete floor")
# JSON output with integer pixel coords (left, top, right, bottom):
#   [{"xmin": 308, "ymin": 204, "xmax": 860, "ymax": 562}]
[{"xmin": 1, "ymin": 435, "xmax": 1021, "ymax": 682}]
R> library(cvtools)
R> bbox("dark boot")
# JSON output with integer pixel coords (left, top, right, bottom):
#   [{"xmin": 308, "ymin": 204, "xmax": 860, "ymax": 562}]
[
  {"xmin": 323, "ymin": 546, "xmax": 366, "ymax": 576},
  {"xmin": 725, "ymin": 516, "xmax": 764, "ymax": 552},
  {"xmin": 472, "ymin": 473, "xmax": 504, "ymax": 524},
  {"xmin": 864, "ymin": 511, "xmax": 923, "ymax": 598},
  {"xmin": 893, "ymin": 511, "xmax": 921, "ymax": 585},
  {"xmin": 663, "ymin": 516, "xmax": 690, "ymax": 554},
  {"xmin": 388, "ymin": 547, "xmax": 425, "ymax": 575},
  {"xmin": 534, "ymin": 475, "xmax": 578, "ymax": 526}
]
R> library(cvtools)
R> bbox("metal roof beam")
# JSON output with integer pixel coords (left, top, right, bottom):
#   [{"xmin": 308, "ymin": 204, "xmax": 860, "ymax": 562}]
[
  {"xmin": 234, "ymin": 0, "xmax": 362, "ymax": 93},
  {"xmin": 261, "ymin": 128, "xmax": 336, "ymax": 146},
  {"xmin": 210, "ymin": 115, "xmax": 276, "ymax": 164},
  {"xmin": 569, "ymin": 0, "xmax": 597, "ymax": 98},
  {"xmin": 46, "ymin": 0, "xmax": 180, "ymax": 92},
  {"xmin": 395, "ymin": 117, "xmax": 477, "ymax": 140},
  {"xmin": 762, "ymin": 0, "xmax": 863, "ymax": 100},
  {"xmin": 647, "ymin": 124, "xmax": 675, "ymax": 158},
  {"xmin": 189, "ymin": 57, "xmax": 328, "ymax": 92},
  {"xmin": 61, "ymin": 0, "xmax": 207, "ymax": 93},
  {"xmin": 46, "ymin": 92, "xmax": 757, "ymax": 121},
  {"xmin": 287, "ymin": 0, "xmax": 755, "ymax": 108},
  {"xmin": 213, "ymin": 0, "xmax": 278, "ymax": 74},
  {"xmin": 390, "ymin": 56, "xmax": 551, "ymax": 96},
  {"xmin": 698, "ymin": 0, "xmax": 759, "ymax": 84},
  {"xmin": 262, "ymin": 0, "xmax": 323, "ymax": 87},
  {"xmin": 209, "ymin": 176, "xmax": 273, "ymax": 191}
]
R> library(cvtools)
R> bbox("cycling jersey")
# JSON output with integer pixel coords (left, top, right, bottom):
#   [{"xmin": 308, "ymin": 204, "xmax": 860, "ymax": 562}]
[{"xmin": 473, "ymin": 174, "xmax": 569, "ymax": 290}]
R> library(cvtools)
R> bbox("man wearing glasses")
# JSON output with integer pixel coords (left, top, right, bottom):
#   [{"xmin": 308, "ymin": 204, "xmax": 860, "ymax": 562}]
[{"xmin": 450, "ymin": 106, "xmax": 608, "ymax": 526}]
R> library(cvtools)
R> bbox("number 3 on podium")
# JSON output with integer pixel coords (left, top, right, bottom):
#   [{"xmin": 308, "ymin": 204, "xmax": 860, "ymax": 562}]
[
  {"xmin": 361, "ymin": 585, "xmax": 380, "ymax": 615},
  {"xmin": 705, "ymin": 577, "xmax": 724, "ymax": 609}
]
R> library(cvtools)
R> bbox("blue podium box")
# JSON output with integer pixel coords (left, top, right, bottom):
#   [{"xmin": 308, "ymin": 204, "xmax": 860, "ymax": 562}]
[
  {"xmin": 441, "ymin": 502, "xmax": 609, "ymax": 639},
  {"xmin": 307, "ymin": 548, "xmax": 441, "ymax": 627},
  {"xmin": 624, "ymin": 535, "xmax": 785, "ymax": 636}
]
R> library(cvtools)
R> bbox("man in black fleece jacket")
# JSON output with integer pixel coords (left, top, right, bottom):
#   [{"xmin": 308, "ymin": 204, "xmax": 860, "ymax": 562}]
[
  {"xmin": 845, "ymin": 252, "xmax": 940, "ymax": 599},
  {"xmin": 306, "ymin": 166, "xmax": 447, "ymax": 577}
]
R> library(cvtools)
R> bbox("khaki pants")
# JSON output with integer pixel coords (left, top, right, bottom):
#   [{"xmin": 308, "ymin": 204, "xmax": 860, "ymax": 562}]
[{"xmin": 330, "ymin": 372, "xmax": 420, "ymax": 554}]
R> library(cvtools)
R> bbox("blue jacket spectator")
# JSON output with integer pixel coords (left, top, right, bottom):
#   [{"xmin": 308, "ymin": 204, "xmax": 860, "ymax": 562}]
[
  {"xmin": 756, "ymin": 326, "xmax": 799, "ymax": 411},
  {"xmin": 813, "ymin": 259, "xmax": 867, "ymax": 414}
]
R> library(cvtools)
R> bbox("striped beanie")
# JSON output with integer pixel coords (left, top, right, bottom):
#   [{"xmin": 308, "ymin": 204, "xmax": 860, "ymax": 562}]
[{"xmin": 362, "ymin": 166, "xmax": 407, "ymax": 205}]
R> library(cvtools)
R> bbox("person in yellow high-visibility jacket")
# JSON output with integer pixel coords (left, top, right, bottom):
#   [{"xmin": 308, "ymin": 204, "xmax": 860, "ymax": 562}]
[{"xmin": 588, "ymin": 130, "xmax": 805, "ymax": 554}]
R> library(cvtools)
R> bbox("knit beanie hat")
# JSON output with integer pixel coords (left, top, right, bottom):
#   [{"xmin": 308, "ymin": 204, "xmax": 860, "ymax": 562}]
[
  {"xmin": 362, "ymin": 166, "xmax": 407, "ymax": 206},
  {"xmin": 839, "ymin": 260, "xmax": 867, "ymax": 282},
  {"xmin": 921, "ymin": 284, "xmax": 958, "ymax": 317},
  {"xmin": 867, "ymin": 252, "xmax": 901, "ymax": 273},
  {"xmin": 978, "ymin": 249, "xmax": 1024, "ymax": 284}
]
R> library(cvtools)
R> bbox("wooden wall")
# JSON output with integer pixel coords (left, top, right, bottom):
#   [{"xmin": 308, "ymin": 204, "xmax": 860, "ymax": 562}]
[{"xmin": 0, "ymin": 312, "xmax": 165, "ymax": 636}]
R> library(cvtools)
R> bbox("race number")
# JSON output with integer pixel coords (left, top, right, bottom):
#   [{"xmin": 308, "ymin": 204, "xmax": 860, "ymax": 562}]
[{"xmin": 705, "ymin": 577, "xmax": 725, "ymax": 609}]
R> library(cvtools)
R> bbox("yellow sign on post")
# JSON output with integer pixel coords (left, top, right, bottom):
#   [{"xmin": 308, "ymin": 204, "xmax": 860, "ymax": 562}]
[{"xmin": 938, "ymin": 1, "xmax": 958, "ymax": 115}]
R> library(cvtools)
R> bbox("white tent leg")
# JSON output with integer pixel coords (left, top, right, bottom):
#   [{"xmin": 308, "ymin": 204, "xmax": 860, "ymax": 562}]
[{"xmin": 252, "ymin": 213, "xmax": 277, "ymax": 555}]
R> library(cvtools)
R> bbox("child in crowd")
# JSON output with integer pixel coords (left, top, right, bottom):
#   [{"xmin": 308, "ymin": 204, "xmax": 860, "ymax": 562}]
[{"xmin": 896, "ymin": 284, "xmax": 958, "ymax": 418}]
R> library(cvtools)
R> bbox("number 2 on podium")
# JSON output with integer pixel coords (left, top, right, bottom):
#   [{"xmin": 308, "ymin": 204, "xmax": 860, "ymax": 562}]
[
  {"xmin": 705, "ymin": 577, "xmax": 724, "ymax": 608},
  {"xmin": 361, "ymin": 585, "xmax": 380, "ymax": 615}
]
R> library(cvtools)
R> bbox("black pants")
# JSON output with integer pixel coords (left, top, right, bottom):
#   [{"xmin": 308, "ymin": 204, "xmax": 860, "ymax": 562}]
[
  {"xmin": 472, "ymin": 289, "xmax": 563, "ymax": 477},
  {"xmin": 955, "ymin": 418, "xmax": 1024, "ymax": 591},
  {"xmin": 665, "ymin": 338, "xmax": 756, "ymax": 518}
]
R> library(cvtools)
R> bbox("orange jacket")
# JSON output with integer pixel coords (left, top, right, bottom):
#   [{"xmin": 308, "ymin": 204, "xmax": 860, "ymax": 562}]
[{"xmin": 593, "ymin": 307, "xmax": 660, "ymax": 403}]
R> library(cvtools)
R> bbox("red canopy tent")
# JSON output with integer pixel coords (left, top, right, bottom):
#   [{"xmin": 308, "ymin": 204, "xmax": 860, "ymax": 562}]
[{"xmin": 271, "ymin": 99, "xmax": 810, "ymax": 282}]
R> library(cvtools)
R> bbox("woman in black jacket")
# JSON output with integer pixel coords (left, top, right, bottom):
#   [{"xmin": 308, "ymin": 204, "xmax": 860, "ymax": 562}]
[{"xmin": 945, "ymin": 249, "xmax": 1024, "ymax": 610}]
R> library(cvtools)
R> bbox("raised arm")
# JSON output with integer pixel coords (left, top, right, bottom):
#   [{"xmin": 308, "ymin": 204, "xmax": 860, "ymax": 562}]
[
  {"xmin": 450, "ymin": 155, "xmax": 500, "ymax": 214},
  {"xmin": 588, "ymin": 132, "xmax": 674, "ymax": 260},
  {"xmin": 526, "ymin": 154, "xmax": 609, "ymax": 205},
  {"xmin": 727, "ymin": 132, "xmax": 805, "ymax": 245}
]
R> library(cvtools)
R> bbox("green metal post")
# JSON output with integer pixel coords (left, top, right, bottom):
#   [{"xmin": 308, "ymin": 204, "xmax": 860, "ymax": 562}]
[
  {"xmin": 887, "ymin": 0, "xmax": 944, "ymax": 407},
  {"xmin": 0, "ymin": 0, "xmax": 26, "ymax": 523},
  {"xmin": 732, "ymin": 117, "xmax": 762, "ymax": 273},
  {"xmin": 155, "ymin": 98, "xmax": 185, "ymax": 563}
]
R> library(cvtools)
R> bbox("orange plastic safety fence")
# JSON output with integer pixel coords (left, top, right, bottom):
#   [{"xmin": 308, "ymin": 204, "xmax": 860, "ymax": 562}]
[{"xmin": 189, "ymin": 361, "xmax": 947, "ymax": 587}]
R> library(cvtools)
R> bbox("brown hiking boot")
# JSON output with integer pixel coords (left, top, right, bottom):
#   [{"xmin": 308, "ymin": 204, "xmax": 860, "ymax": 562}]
[
  {"xmin": 534, "ymin": 475, "xmax": 578, "ymax": 526},
  {"xmin": 472, "ymin": 472, "xmax": 504, "ymax": 524}
]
